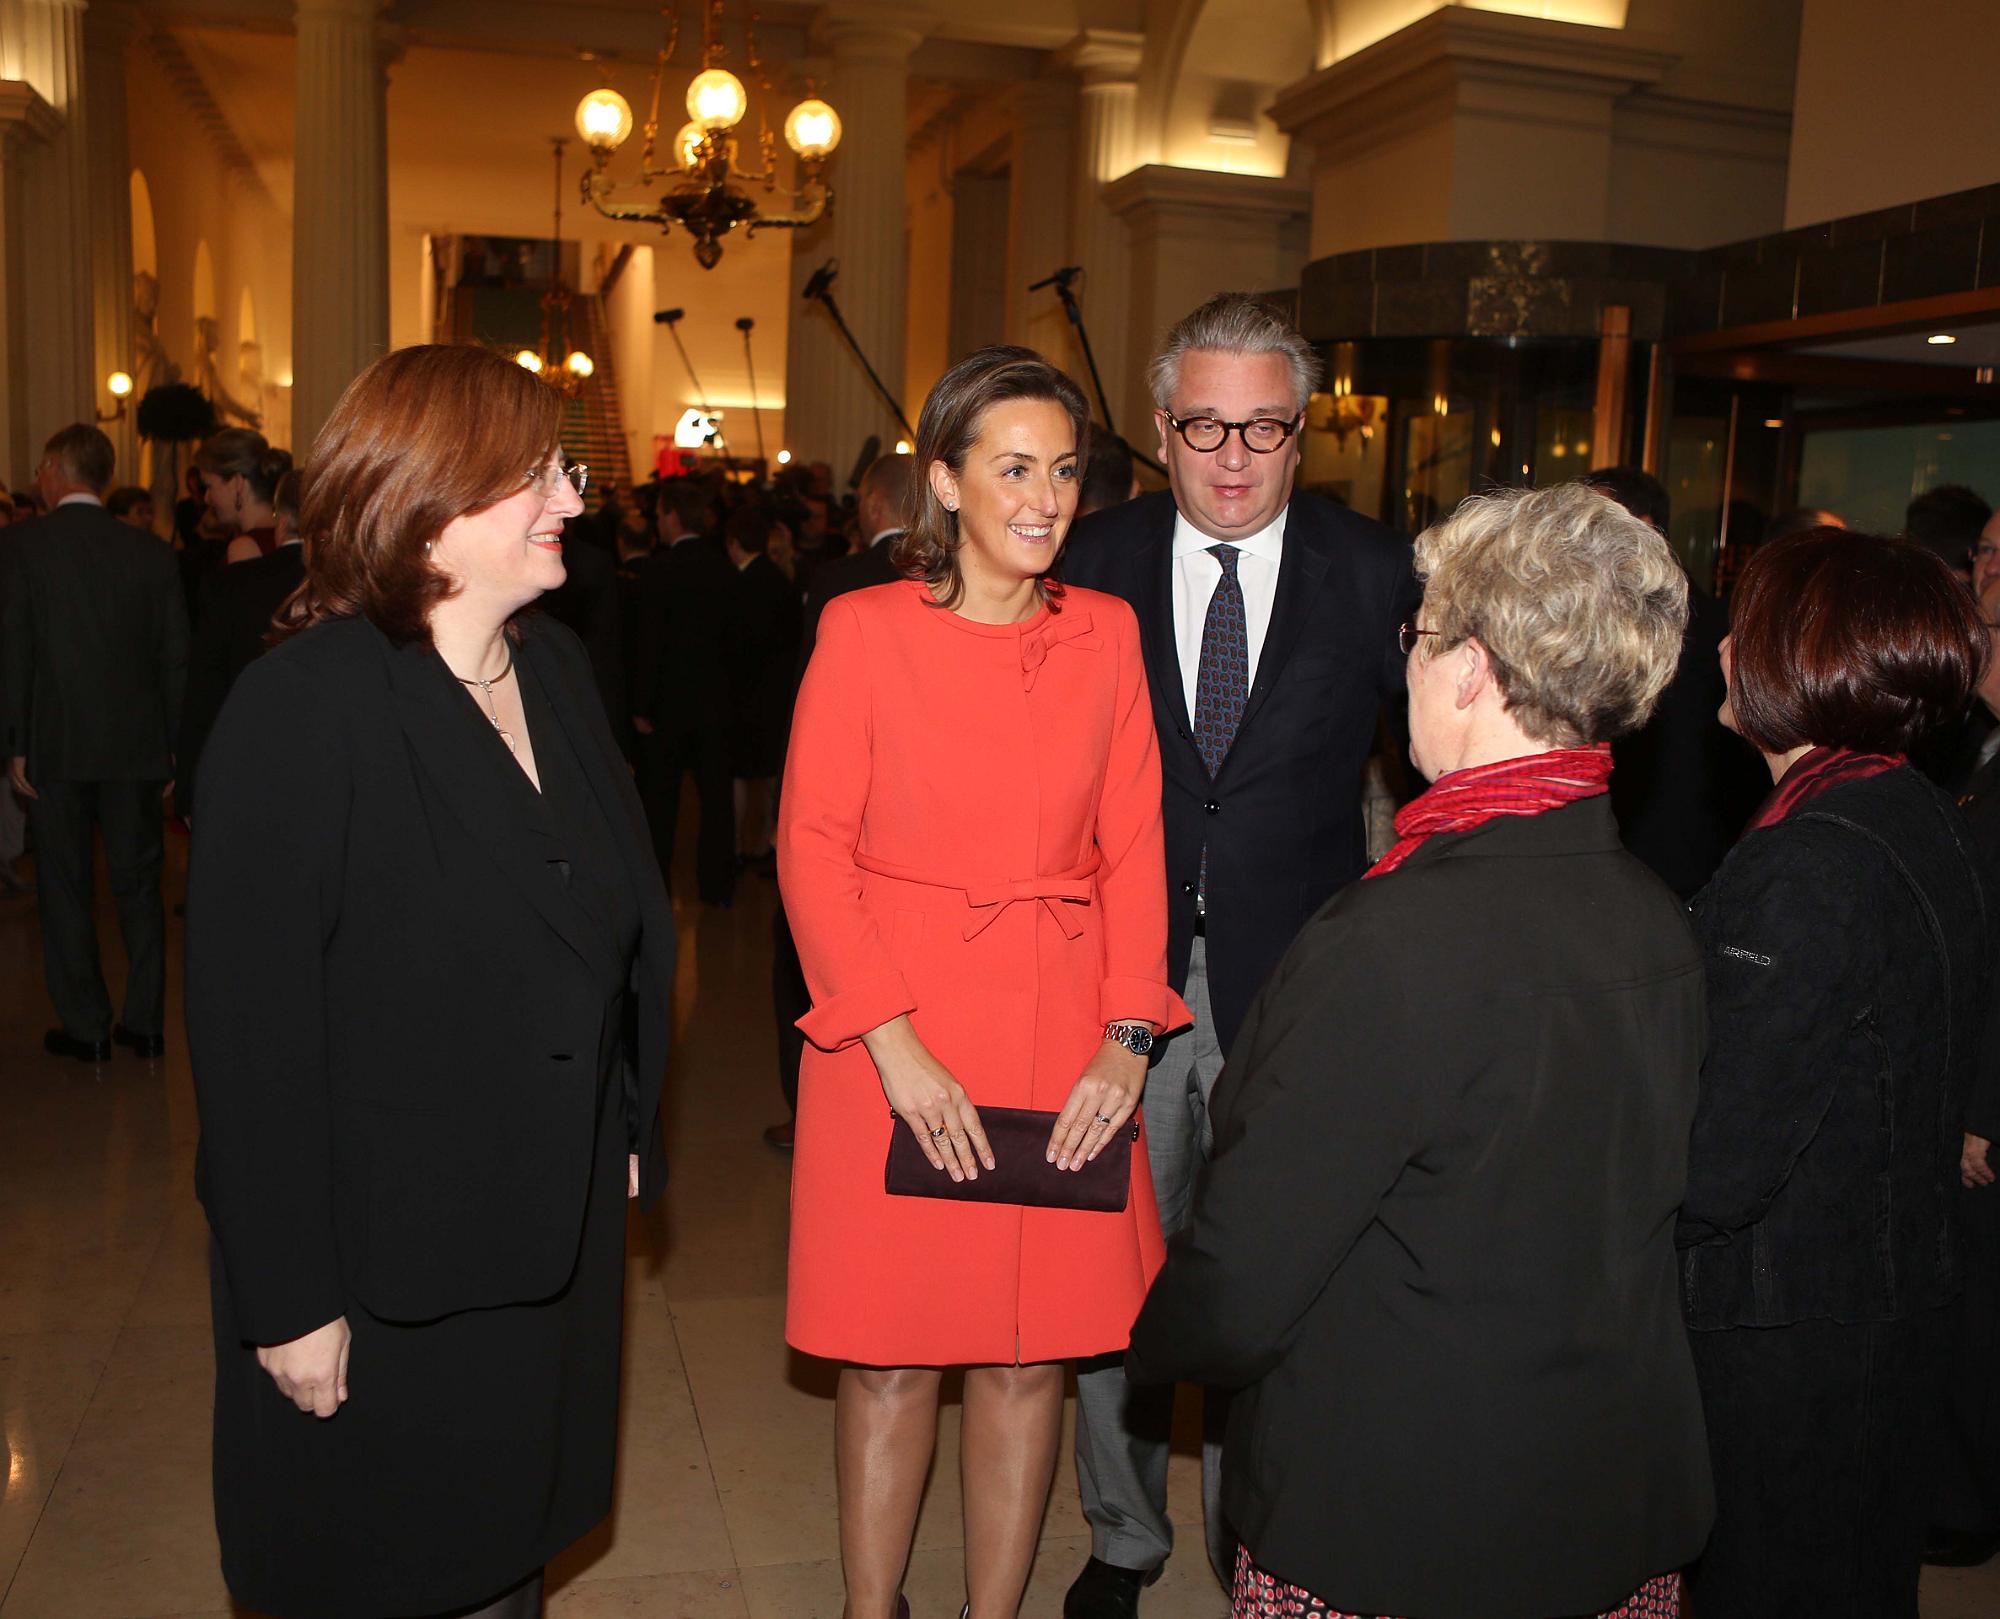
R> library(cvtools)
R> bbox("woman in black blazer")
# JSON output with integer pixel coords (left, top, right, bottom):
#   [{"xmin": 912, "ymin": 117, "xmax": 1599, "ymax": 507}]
[
  {"xmin": 1127, "ymin": 483, "xmax": 1713, "ymax": 1619},
  {"xmin": 187, "ymin": 345, "xmax": 675, "ymax": 1619},
  {"xmin": 1678, "ymin": 528, "xmax": 1990, "ymax": 1618}
]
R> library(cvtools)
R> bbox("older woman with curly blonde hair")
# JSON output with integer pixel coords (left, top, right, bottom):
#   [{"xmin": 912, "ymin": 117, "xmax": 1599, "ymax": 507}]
[{"xmin": 1128, "ymin": 482, "xmax": 1716, "ymax": 1619}]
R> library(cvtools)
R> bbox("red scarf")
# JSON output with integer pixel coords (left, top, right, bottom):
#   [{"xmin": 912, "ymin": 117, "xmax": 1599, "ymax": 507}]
[
  {"xmin": 1745, "ymin": 745, "xmax": 1904, "ymax": 834},
  {"xmin": 1367, "ymin": 745, "xmax": 1615, "ymax": 879}
]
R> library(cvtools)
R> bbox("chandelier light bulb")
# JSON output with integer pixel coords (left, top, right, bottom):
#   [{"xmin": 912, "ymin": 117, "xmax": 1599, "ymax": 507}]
[
  {"xmin": 783, "ymin": 99, "xmax": 841, "ymax": 159},
  {"xmin": 687, "ymin": 68, "xmax": 748, "ymax": 132},
  {"xmin": 675, "ymin": 121, "xmax": 708, "ymax": 173},
  {"xmin": 515, "ymin": 349, "xmax": 545, "ymax": 375},
  {"xmin": 575, "ymin": 88, "xmax": 635, "ymax": 152},
  {"xmin": 106, "ymin": 370, "xmax": 134, "ymax": 399},
  {"xmin": 566, "ymin": 351, "xmax": 595, "ymax": 378}
]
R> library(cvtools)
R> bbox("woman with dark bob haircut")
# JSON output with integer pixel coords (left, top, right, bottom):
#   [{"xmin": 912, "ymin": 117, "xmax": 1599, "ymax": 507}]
[
  {"xmin": 187, "ymin": 343, "xmax": 675, "ymax": 1619},
  {"xmin": 780, "ymin": 345, "xmax": 1186, "ymax": 1617},
  {"xmin": 1679, "ymin": 526, "xmax": 1992, "ymax": 1617}
]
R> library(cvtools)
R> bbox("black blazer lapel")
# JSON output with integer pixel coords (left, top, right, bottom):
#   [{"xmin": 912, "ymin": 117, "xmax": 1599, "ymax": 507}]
[
  {"xmin": 1134, "ymin": 519, "xmax": 1194, "ymax": 742},
  {"xmin": 382, "ymin": 632, "xmax": 596, "ymax": 968},
  {"xmin": 1238, "ymin": 508, "xmax": 1332, "ymax": 736}
]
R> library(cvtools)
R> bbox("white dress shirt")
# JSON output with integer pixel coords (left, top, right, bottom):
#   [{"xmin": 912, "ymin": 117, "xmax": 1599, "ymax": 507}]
[{"xmin": 1171, "ymin": 508, "xmax": 1288, "ymax": 719}]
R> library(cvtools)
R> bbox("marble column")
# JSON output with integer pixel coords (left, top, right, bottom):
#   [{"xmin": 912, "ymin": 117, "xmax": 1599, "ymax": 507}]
[
  {"xmin": 781, "ymin": 5, "xmax": 925, "ymax": 472},
  {"xmin": 1055, "ymin": 30, "xmax": 1142, "ymax": 435},
  {"xmin": 83, "ymin": 0, "xmax": 139, "ymax": 481},
  {"xmin": 0, "ymin": 0, "xmax": 93, "ymax": 475},
  {"xmin": 1004, "ymin": 78, "xmax": 1076, "ymax": 359},
  {"xmin": 292, "ymin": 0, "xmax": 389, "ymax": 454}
]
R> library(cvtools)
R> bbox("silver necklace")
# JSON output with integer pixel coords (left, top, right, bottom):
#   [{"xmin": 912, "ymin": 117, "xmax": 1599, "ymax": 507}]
[{"xmin": 452, "ymin": 645, "xmax": 518, "ymax": 754}]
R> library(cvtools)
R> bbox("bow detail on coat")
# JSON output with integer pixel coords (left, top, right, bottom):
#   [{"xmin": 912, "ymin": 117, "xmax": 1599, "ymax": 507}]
[
  {"xmin": 960, "ymin": 873, "xmax": 1097, "ymax": 940},
  {"xmin": 1019, "ymin": 611, "xmax": 1100, "ymax": 691}
]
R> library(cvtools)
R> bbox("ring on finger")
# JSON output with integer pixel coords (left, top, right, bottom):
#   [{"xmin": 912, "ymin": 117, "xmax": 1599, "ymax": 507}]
[
  {"xmin": 1093, "ymin": 1113, "xmax": 1114, "ymax": 1126},
  {"xmin": 930, "ymin": 1125, "xmax": 948, "ymax": 1140}
]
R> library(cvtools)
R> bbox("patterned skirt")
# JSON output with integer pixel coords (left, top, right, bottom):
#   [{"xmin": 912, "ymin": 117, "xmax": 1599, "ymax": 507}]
[{"xmin": 1231, "ymin": 1546, "xmax": 1683, "ymax": 1619}]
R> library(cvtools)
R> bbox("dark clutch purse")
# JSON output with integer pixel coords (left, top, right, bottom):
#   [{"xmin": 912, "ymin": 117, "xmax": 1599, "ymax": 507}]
[{"xmin": 885, "ymin": 1105, "xmax": 1133, "ymax": 1213}]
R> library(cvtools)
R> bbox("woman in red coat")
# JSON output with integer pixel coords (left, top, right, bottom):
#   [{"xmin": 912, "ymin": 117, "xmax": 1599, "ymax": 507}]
[{"xmin": 779, "ymin": 347, "xmax": 1186, "ymax": 1619}]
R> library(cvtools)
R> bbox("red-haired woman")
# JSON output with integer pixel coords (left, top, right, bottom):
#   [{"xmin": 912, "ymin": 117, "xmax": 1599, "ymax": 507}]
[
  {"xmin": 1680, "ymin": 528, "xmax": 1992, "ymax": 1617},
  {"xmin": 187, "ymin": 345, "xmax": 675, "ymax": 1619}
]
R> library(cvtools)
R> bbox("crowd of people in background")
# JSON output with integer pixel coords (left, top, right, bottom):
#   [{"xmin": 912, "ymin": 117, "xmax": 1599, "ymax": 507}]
[{"xmin": 2, "ymin": 291, "xmax": 1999, "ymax": 1619}]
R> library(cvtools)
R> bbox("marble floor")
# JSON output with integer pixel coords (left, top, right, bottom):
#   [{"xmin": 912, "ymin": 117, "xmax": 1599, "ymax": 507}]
[{"xmin": 3, "ymin": 830, "xmax": 1998, "ymax": 1619}]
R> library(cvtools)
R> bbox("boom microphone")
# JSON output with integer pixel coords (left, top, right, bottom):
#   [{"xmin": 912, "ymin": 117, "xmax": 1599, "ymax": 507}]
[
  {"xmin": 1027, "ymin": 265, "xmax": 1082, "ymax": 293},
  {"xmin": 653, "ymin": 307, "xmax": 686, "ymax": 324},
  {"xmin": 802, "ymin": 260, "xmax": 838, "ymax": 302}
]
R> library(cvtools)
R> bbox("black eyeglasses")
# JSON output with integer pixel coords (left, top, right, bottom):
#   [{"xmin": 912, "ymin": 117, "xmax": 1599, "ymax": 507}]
[
  {"xmin": 1398, "ymin": 622, "xmax": 1440, "ymax": 655},
  {"xmin": 1162, "ymin": 411, "xmax": 1302, "ymax": 455}
]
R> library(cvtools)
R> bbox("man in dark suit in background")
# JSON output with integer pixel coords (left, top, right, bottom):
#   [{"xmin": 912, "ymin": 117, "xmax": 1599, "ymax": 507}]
[
  {"xmin": 175, "ymin": 469, "xmax": 306, "ymax": 819},
  {"xmin": 2, "ymin": 425, "xmax": 187, "ymax": 1061},
  {"xmin": 632, "ymin": 481, "xmax": 738, "ymax": 906},
  {"xmin": 1077, "ymin": 423, "xmax": 1139, "ymax": 519},
  {"xmin": 765, "ymin": 451, "xmax": 916, "ymax": 1151},
  {"xmin": 1588, "ymin": 466, "xmax": 1764, "ymax": 897},
  {"xmin": 1060, "ymin": 294, "xmax": 1417, "ymax": 1613}
]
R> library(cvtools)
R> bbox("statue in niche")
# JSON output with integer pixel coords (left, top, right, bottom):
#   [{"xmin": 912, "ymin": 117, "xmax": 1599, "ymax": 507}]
[
  {"xmin": 131, "ymin": 270, "xmax": 179, "ymax": 397},
  {"xmin": 193, "ymin": 314, "xmax": 262, "ymax": 430}
]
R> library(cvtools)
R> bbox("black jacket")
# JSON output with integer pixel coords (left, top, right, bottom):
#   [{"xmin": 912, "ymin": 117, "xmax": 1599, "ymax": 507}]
[
  {"xmin": 1679, "ymin": 766, "xmax": 1991, "ymax": 1328},
  {"xmin": 0, "ymin": 500, "xmax": 188, "ymax": 780},
  {"xmin": 175, "ymin": 544, "xmax": 306, "ymax": 818},
  {"xmin": 1061, "ymin": 489, "xmax": 1416, "ymax": 1055},
  {"xmin": 539, "ymin": 533, "xmax": 624, "ymax": 728},
  {"xmin": 1957, "ymin": 747, "xmax": 2000, "ymax": 1141},
  {"xmin": 630, "ymin": 534, "xmax": 738, "ymax": 734},
  {"xmin": 186, "ymin": 614, "xmax": 674, "ymax": 1346},
  {"xmin": 1128, "ymin": 799, "xmax": 1713, "ymax": 1619},
  {"xmin": 1610, "ymin": 581, "xmax": 1766, "ymax": 897}
]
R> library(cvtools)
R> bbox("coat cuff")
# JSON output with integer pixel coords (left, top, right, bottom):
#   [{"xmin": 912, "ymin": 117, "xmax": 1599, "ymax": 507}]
[
  {"xmin": 1100, "ymin": 976, "xmax": 1194, "ymax": 1035},
  {"xmin": 796, "ymin": 970, "xmax": 917, "ymax": 1052}
]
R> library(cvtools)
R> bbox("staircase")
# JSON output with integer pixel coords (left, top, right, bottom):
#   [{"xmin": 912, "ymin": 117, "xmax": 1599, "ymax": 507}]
[{"xmin": 444, "ymin": 284, "xmax": 634, "ymax": 510}]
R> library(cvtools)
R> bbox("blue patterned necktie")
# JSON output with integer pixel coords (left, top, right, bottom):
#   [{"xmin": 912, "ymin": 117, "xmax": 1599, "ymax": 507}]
[{"xmin": 1193, "ymin": 544, "xmax": 1248, "ymax": 776}]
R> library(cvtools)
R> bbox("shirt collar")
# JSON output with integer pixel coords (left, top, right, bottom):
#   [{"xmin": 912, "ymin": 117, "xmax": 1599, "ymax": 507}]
[
  {"xmin": 1170, "ymin": 503, "xmax": 1288, "ymax": 562},
  {"xmin": 57, "ymin": 492, "xmax": 104, "ymax": 509},
  {"xmin": 869, "ymin": 527, "xmax": 905, "ymax": 549}
]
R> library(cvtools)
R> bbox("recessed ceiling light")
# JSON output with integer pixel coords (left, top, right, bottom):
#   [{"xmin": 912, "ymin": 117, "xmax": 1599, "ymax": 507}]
[
  {"xmin": 1763, "ymin": 418, "xmax": 1784, "ymax": 429},
  {"xmin": 1929, "ymin": 333, "xmax": 1958, "ymax": 345}
]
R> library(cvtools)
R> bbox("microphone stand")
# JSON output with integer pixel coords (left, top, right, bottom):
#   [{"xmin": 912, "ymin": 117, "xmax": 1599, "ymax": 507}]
[
  {"xmin": 656, "ymin": 309, "xmax": 723, "ymax": 459},
  {"xmin": 803, "ymin": 260, "xmax": 916, "ymax": 442},
  {"xmin": 1029, "ymin": 264, "xmax": 1165, "ymax": 477},
  {"xmin": 736, "ymin": 316, "xmax": 768, "ymax": 470}
]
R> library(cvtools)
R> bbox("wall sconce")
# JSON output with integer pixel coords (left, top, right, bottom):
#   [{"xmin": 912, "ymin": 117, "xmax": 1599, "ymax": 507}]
[{"xmin": 97, "ymin": 370, "xmax": 133, "ymax": 423}]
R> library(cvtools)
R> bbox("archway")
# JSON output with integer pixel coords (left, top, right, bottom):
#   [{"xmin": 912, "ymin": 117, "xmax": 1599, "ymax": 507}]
[{"xmin": 129, "ymin": 170, "xmax": 157, "ymax": 278}]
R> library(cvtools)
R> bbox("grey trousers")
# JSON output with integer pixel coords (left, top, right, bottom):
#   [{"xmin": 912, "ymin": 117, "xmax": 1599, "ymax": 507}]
[
  {"xmin": 1073, "ymin": 936, "xmax": 1232, "ymax": 1582},
  {"xmin": 28, "ymin": 779, "xmax": 167, "ymax": 1042}
]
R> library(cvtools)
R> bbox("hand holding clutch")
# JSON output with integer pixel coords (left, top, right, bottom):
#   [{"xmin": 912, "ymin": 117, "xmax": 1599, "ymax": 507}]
[
  {"xmin": 1047, "ymin": 1039, "xmax": 1148, "ymax": 1170},
  {"xmin": 862, "ymin": 1013, "xmax": 996, "ymax": 1183}
]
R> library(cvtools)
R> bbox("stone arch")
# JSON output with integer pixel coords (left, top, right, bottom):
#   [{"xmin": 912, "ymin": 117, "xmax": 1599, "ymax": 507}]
[{"xmin": 1141, "ymin": 0, "xmax": 1318, "ymax": 176}]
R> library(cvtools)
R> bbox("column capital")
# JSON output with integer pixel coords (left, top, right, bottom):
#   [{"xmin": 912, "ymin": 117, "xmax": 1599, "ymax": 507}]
[
  {"xmin": 1055, "ymin": 29, "xmax": 1144, "ymax": 89},
  {"xmin": 1103, "ymin": 163, "xmax": 1310, "ymax": 230},
  {"xmin": 0, "ymin": 81, "xmax": 61, "ymax": 152},
  {"xmin": 1269, "ymin": 7, "xmax": 1676, "ymax": 163},
  {"xmin": 811, "ymin": 4, "xmax": 929, "ymax": 63}
]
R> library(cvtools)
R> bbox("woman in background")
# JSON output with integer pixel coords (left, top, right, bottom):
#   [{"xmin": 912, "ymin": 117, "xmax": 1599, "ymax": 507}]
[
  {"xmin": 1680, "ymin": 527, "xmax": 1991, "ymax": 1618},
  {"xmin": 194, "ymin": 425, "xmax": 292, "ymax": 563}
]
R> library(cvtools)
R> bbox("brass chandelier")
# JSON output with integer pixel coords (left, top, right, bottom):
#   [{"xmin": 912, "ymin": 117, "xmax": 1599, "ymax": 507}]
[
  {"xmin": 514, "ymin": 137, "xmax": 596, "ymax": 395},
  {"xmin": 573, "ymin": 1, "xmax": 842, "ymax": 270}
]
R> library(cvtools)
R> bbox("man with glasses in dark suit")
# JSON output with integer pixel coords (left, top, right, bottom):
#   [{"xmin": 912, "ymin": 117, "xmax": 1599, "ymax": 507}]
[
  {"xmin": 2, "ymin": 424, "xmax": 187, "ymax": 1062},
  {"xmin": 1059, "ymin": 294, "xmax": 1417, "ymax": 1616}
]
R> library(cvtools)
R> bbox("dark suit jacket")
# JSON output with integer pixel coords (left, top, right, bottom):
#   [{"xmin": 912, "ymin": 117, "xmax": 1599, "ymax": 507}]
[
  {"xmin": 1959, "ymin": 743, "xmax": 2000, "ymax": 1141},
  {"xmin": 1061, "ymin": 489, "xmax": 1416, "ymax": 1055},
  {"xmin": 631, "ymin": 535, "xmax": 738, "ymax": 734},
  {"xmin": 174, "ymin": 544, "xmax": 306, "ymax": 818},
  {"xmin": 731, "ymin": 551, "xmax": 804, "ymax": 777},
  {"xmin": 185, "ymin": 613, "xmax": 674, "ymax": 1346},
  {"xmin": 539, "ymin": 533, "xmax": 624, "ymax": 727},
  {"xmin": 1127, "ymin": 799, "xmax": 1714, "ymax": 1619},
  {"xmin": 1610, "ymin": 580, "xmax": 1766, "ymax": 897},
  {"xmin": 799, "ymin": 535, "xmax": 902, "ymax": 675},
  {"xmin": 0, "ymin": 500, "xmax": 188, "ymax": 780}
]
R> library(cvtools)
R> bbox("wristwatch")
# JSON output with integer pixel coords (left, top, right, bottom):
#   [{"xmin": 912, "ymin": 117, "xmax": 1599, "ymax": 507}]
[{"xmin": 1103, "ymin": 1021, "xmax": 1156, "ymax": 1057}]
